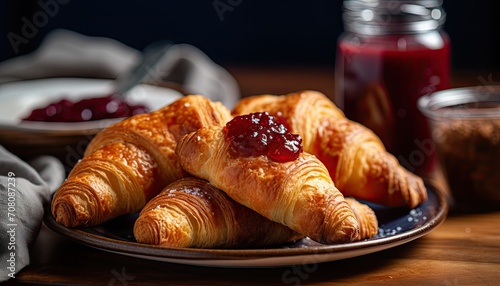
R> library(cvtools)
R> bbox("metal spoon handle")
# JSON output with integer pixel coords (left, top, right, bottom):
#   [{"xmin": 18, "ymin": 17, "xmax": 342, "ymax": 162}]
[{"xmin": 112, "ymin": 40, "xmax": 173, "ymax": 95}]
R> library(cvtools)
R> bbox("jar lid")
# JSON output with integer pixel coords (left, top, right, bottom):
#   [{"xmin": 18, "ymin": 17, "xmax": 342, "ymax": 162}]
[{"xmin": 343, "ymin": 0, "xmax": 446, "ymax": 35}]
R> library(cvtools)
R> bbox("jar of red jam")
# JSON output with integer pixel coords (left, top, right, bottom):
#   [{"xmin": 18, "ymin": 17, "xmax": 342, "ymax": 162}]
[{"xmin": 335, "ymin": 0, "xmax": 451, "ymax": 175}]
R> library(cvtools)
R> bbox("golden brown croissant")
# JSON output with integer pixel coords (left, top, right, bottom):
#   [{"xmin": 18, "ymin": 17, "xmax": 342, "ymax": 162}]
[
  {"xmin": 345, "ymin": 198, "xmax": 378, "ymax": 240},
  {"xmin": 232, "ymin": 90, "xmax": 427, "ymax": 208},
  {"xmin": 51, "ymin": 95, "xmax": 232, "ymax": 227},
  {"xmin": 134, "ymin": 177, "xmax": 302, "ymax": 248},
  {"xmin": 175, "ymin": 124, "xmax": 361, "ymax": 244}
]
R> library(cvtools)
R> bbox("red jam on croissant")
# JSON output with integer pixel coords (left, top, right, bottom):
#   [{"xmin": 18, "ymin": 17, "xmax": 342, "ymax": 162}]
[{"xmin": 224, "ymin": 112, "xmax": 303, "ymax": 162}]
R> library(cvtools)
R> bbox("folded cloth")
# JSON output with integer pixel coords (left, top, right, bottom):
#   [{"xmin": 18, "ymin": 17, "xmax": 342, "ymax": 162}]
[
  {"xmin": 0, "ymin": 29, "xmax": 240, "ymax": 108},
  {"xmin": 0, "ymin": 145, "xmax": 65, "ymax": 282}
]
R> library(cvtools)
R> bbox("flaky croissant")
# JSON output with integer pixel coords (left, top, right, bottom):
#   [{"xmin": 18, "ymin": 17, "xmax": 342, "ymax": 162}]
[
  {"xmin": 345, "ymin": 198, "xmax": 378, "ymax": 240},
  {"xmin": 51, "ymin": 95, "xmax": 232, "ymax": 227},
  {"xmin": 134, "ymin": 177, "xmax": 302, "ymax": 248},
  {"xmin": 175, "ymin": 125, "xmax": 361, "ymax": 244},
  {"xmin": 232, "ymin": 91, "xmax": 427, "ymax": 208}
]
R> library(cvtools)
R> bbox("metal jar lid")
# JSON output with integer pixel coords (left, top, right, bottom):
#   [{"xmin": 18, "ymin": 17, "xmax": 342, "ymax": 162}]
[{"xmin": 342, "ymin": 0, "xmax": 447, "ymax": 35}]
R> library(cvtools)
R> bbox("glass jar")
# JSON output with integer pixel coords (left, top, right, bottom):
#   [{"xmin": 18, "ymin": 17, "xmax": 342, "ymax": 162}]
[
  {"xmin": 335, "ymin": 0, "xmax": 451, "ymax": 175},
  {"xmin": 418, "ymin": 87, "xmax": 500, "ymax": 212}
]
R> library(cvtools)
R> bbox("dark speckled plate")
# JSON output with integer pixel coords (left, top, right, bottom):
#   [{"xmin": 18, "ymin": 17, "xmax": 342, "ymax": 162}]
[{"xmin": 44, "ymin": 185, "xmax": 447, "ymax": 267}]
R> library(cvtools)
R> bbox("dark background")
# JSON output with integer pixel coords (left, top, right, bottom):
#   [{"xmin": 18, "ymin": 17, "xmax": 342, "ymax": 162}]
[{"xmin": 1, "ymin": 0, "xmax": 499, "ymax": 73}]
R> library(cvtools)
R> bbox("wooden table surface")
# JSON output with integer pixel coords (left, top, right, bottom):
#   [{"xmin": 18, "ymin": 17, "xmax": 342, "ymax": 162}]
[{"xmin": 6, "ymin": 66, "xmax": 500, "ymax": 285}]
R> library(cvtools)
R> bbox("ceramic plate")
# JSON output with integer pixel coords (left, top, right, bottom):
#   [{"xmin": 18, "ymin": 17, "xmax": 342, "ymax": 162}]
[{"xmin": 44, "ymin": 185, "xmax": 447, "ymax": 267}]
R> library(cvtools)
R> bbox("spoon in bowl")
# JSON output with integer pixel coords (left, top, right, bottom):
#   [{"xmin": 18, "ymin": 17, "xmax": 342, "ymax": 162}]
[{"xmin": 111, "ymin": 40, "xmax": 173, "ymax": 97}]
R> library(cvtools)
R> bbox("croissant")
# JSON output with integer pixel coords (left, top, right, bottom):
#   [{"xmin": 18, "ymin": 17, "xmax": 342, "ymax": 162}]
[
  {"xmin": 134, "ymin": 177, "xmax": 302, "ymax": 248},
  {"xmin": 51, "ymin": 95, "xmax": 232, "ymax": 227},
  {"xmin": 345, "ymin": 198, "xmax": 378, "ymax": 240},
  {"xmin": 232, "ymin": 91, "xmax": 427, "ymax": 208},
  {"xmin": 176, "ymin": 124, "xmax": 361, "ymax": 244}
]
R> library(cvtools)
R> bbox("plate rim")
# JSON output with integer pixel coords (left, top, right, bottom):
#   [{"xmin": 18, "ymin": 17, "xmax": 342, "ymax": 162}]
[{"xmin": 44, "ymin": 184, "xmax": 448, "ymax": 266}]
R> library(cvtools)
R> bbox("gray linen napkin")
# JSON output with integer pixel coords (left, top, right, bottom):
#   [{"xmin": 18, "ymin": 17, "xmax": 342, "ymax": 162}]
[{"xmin": 0, "ymin": 145, "xmax": 65, "ymax": 282}]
